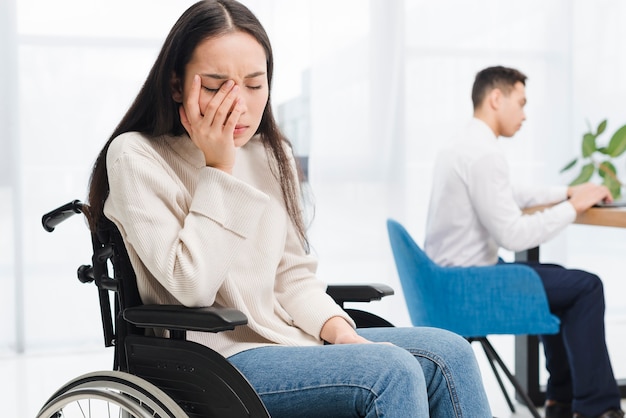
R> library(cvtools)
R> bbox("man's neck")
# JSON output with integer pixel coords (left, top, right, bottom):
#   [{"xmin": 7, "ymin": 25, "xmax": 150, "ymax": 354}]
[{"xmin": 473, "ymin": 111, "xmax": 500, "ymax": 137}]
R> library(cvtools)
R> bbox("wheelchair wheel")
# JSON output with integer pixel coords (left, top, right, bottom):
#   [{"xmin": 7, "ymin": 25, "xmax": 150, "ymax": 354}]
[{"xmin": 36, "ymin": 370, "xmax": 189, "ymax": 418}]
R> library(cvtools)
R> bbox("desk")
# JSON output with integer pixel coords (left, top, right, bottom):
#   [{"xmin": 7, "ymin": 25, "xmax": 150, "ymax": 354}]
[{"xmin": 515, "ymin": 206, "xmax": 626, "ymax": 405}]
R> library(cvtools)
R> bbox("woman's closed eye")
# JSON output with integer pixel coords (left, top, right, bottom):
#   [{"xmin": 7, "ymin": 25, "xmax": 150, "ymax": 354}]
[
  {"xmin": 202, "ymin": 84, "xmax": 262, "ymax": 93},
  {"xmin": 201, "ymin": 80, "xmax": 230, "ymax": 93}
]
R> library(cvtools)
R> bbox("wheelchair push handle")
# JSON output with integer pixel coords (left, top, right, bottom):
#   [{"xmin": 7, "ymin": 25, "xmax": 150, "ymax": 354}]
[{"xmin": 42, "ymin": 199, "xmax": 85, "ymax": 232}]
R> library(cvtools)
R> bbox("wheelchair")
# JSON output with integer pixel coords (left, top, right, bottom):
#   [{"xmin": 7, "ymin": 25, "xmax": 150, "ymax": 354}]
[{"xmin": 38, "ymin": 200, "xmax": 395, "ymax": 418}]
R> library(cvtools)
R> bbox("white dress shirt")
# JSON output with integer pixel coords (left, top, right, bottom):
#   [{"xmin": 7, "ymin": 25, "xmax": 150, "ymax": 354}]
[{"xmin": 424, "ymin": 118, "xmax": 576, "ymax": 267}]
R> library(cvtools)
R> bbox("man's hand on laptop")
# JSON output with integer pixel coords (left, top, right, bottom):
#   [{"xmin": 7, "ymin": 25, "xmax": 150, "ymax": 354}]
[{"xmin": 567, "ymin": 182, "xmax": 613, "ymax": 213}]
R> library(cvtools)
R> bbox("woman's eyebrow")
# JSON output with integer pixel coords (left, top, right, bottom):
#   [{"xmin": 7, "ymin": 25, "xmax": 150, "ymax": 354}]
[
  {"xmin": 201, "ymin": 71, "xmax": 266, "ymax": 80},
  {"xmin": 244, "ymin": 71, "xmax": 266, "ymax": 79}
]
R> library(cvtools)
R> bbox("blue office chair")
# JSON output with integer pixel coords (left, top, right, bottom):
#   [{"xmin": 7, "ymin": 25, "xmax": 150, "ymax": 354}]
[{"xmin": 386, "ymin": 219, "xmax": 560, "ymax": 418}]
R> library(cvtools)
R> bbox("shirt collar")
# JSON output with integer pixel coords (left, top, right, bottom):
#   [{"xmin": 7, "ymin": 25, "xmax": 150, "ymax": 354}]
[{"xmin": 469, "ymin": 117, "xmax": 498, "ymax": 142}]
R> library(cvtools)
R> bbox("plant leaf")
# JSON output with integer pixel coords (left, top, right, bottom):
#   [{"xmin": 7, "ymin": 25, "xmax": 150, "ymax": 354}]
[
  {"xmin": 568, "ymin": 163, "xmax": 595, "ymax": 185},
  {"xmin": 598, "ymin": 160, "xmax": 617, "ymax": 179},
  {"xmin": 582, "ymin": 133, "xmax": 596, "ymax": 157},
  {"xmin": 560, "ymin": 158, "xmax": 578, "ymax": 173},
  {"xmin": 606, "ymin": 124, "xmax": 626, "ymax": 157},
  {"xmin": 596, "ymin": 119, "xmax": 607, "ymax": 136},
  {"xmin": 602, "ymin": 175, "xmax": 622, "ymax": 199},
  {"xmin": 598, "ymin": 160, "xmax": 622, "ymax": 199}
]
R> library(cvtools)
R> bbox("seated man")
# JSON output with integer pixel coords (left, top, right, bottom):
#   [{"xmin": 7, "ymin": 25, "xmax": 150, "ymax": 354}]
[{"xmin": 424, "ymin": 65, "xmax": 623, "ymax": 418}]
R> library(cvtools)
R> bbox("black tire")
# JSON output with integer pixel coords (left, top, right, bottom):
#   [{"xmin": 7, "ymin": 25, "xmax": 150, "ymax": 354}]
[{"xmin": 36, "ymin": 370, "xmax": 189, "ymax": 418}]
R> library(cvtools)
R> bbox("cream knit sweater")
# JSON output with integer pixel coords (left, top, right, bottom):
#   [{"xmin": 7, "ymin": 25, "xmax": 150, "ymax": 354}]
[{"xmin": 104, "ymin": 132, "xmax": 353, "ymax": 358}]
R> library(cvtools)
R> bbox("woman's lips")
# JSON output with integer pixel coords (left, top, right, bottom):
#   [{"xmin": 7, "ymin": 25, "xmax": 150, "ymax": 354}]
[{"xmin": 234, "ymin": 124, "xmax": 247, "ymax": 136}]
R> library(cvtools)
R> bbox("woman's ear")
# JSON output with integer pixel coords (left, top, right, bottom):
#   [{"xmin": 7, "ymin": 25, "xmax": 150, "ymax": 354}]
[{"xmin": 170, "ymin": 72, "xmax": 183, "ymax": 103}]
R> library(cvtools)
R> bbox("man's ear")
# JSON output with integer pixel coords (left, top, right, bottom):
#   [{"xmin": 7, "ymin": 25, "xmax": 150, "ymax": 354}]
[
  {"xmin": 170, "ymin": 72, "xmax": 183, "ymax": 103},
  {"xmin": 488, "ymin": 88, "xmax": 502, "ymax": 110}
]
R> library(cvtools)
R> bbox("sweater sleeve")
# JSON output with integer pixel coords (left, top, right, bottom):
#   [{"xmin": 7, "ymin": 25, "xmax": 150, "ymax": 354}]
[
  {"xmin": 104, "ymin": 139, "xmax": 269, "ymax": 307},
  {"xmin": 272, "ymin": 157, "xmax": 356, "ymax": 339},
  {"xmin": 274, "ymin": 222, "xmax": 356, "ymax": 340},
  {"xmin": 468, "ymin": 152, "xmax": 576, "ymax": 252}
]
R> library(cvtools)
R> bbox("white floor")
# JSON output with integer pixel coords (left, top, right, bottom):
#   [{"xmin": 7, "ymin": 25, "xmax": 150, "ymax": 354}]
[{"xmin": 3, "ymin": 332, "xmax": 625, "ymax": 417}]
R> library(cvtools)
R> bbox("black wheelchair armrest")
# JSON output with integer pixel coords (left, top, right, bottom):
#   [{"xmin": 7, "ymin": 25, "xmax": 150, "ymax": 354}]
[
  {"xmin": 326, "ymin": 283, "xmax": 394, "ymax": 306},
  {"xmin": 123, "ymin": 304, "xmax": 248, "ymax": 333}
]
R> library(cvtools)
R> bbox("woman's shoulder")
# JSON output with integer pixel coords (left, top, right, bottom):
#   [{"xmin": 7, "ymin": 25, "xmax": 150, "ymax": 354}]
[
  {"xmin": 107, "ymin": 132, "xmax": 155, "ymax": 158},
  {"xmin": 107, "ymin": 132, "xmax": 182, "ymax": 164}
]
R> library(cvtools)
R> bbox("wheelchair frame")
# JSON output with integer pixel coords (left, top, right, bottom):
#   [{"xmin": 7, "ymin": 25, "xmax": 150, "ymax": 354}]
[{"xmin": 38, "ymin": 200, "xmax": 395, "ymax": 418}]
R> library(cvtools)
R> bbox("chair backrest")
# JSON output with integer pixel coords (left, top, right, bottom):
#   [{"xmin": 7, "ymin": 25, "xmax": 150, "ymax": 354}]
[
  {"xmin": 42, "ymin": 201, "xmax": 141, "ymax": 370},
  {"xmin": 385, "ymin": 219, "xmax": 440, "ymax": 326},
  {"xmin": 93, "ymin": 216, "xmax": 145, "ymax": 370},
  {"xmin": 386, "ymin": 219, "xmax": 560, "ymax": 337},
  {"xmin": 96, "ymin": 217, "xmax": 143, "ymax": 308}
]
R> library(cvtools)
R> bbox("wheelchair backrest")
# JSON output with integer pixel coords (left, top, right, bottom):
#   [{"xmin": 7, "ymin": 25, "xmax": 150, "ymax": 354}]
[
  {"xmin": 93, "ymin": 215, "xmax": 146, "ymax": 371},
  {"xmin": 42, "ymin": 200, "xmax": 145, "ymax": 371}
]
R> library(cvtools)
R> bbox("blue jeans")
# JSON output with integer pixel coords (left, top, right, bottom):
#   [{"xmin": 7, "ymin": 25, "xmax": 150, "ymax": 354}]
[{"xmin": 228, "ymin": 327, "xmax": 492, "ymax": 417}]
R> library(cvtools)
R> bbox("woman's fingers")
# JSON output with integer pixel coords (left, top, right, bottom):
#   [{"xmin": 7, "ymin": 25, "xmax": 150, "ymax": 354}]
[
  {"xmin": 179, "ymin": 75, "xmax": 243, "ymax": 171},
  {"xmin": 183, "ymin": 75, "xmax": 241, "ymax": 132},
  {"xmin": 183, "ymin": 74, "xmax": 203, "ymax": 126},
  {"xmin": 203, "ymin": 81, "xmax": 239, "ymax": 127},
  {"xmin": 223, "ymin": 98, "xmax": 243, "ymax": 133}
]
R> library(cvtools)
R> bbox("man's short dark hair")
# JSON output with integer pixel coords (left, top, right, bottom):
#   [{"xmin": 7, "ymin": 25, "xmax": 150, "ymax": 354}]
[{"xmin": 471, "ymin": 66, "xmax": 527, "ymax": 109}]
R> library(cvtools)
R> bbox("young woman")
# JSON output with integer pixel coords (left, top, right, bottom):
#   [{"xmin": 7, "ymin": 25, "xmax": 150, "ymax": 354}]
[{"xmin": 87, "ymin": 1, "xmax": 492, "ymax": 416}]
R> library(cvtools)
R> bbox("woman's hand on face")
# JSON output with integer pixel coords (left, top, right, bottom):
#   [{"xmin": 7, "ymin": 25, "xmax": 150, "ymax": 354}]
[{"xmin": 179, "ymin": 75, "xmax": 244, "ymax": 173}]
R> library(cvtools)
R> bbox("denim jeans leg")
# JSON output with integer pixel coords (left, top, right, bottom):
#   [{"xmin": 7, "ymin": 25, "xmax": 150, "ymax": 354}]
[
  {"xmin": 228, "ymin": 326, "xmax": 491, "ymax": 418},
  {"xmin": 229, "ymin": 342, "xmax": 427, "ymax": 417},
  {"xmin": 358, "ymin": 327, "xmax": 492, "ymax": 418}
]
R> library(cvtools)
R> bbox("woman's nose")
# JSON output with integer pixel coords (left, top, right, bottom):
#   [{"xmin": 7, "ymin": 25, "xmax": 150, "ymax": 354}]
[{"xmin": 237, "ymin": 95, "xmax": 248, "ymax": 115}]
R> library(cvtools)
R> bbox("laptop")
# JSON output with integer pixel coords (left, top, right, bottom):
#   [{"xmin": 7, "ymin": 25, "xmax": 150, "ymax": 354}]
[{"xmin": 594, "ymin": 199, "xmax": 626, "ymax": 208}]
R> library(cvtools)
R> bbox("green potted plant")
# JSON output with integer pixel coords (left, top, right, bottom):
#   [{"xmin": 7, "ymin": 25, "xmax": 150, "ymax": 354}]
[{"xmin": 560, "ymin": 119, "xmax": 626, "ymax": 199}]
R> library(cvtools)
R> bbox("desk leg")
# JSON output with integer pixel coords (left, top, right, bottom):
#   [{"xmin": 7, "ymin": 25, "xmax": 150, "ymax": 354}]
[
  {"xmin": 514, "ymin": 335, "xmax": 545, "ymax": 406},
  {"xmin": 514, "ymin": 247, "xmax": 545, "ymax": 406}
]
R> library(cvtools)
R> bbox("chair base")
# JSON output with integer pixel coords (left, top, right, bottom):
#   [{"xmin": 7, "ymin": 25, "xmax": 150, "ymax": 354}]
[{"xmin": 468, "ymin": 337, "xmax": 541, "ymax": 418}]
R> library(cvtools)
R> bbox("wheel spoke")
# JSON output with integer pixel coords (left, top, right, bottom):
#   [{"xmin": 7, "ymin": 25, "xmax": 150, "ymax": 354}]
[
  {"xmin": 36, "ymin": 371, "xmax": 188, "ymax": 418},
  {"xmin": 78, "ymin": 400, "xmax": 86, "ymax": 417}
]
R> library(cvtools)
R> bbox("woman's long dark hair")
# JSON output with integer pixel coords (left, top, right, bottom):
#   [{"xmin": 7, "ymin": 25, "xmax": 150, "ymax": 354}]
[{"xmin": 87, "ymin": 0, "xmax": 308, "ymax": 248}]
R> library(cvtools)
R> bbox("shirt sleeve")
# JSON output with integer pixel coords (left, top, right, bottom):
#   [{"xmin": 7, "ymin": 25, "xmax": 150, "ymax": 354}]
[
  {"xmin": 468, "ymin": 152, "xmax": 576, "ymax": 251},
  {"xmin": 512, "ymin": 183, "xmax": 569, "ymax": 208}
]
